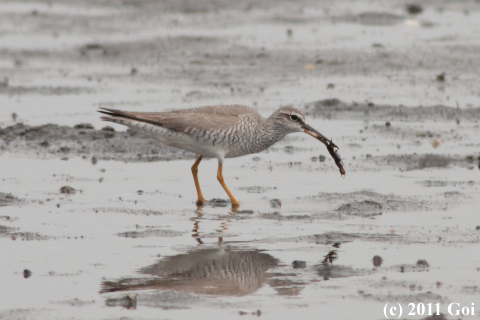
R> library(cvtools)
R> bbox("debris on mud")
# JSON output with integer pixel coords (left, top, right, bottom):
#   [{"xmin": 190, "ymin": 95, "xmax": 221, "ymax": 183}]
[
  {"xmin": 239, "ymin": 310, "xmax": 262, "ymax": 316},
  {"xmin": 105, "ymin": 294, "xmax": 137, "ymax": 309},
  {"xmin": 416, "ymin": 259, "xmax": 430, "ymax": 267},
  {"xmin": 205, "ymin": 198, "xmax": 229, "ymax": 207},
  {"xmin": 59, "ymin": 186, "xmax": 76, "ymax": 194},
  {"xmin": 0, "ymin": 225, "xmax": 48, "ymax": 241},
  {"xmin": 269, "ymin": 199, "xmax": 281, "ymax": 208},
  {"xmin": 336, "ymin": 200, "xmax": 382, "ymax": 217},
  {"xmin": 0, "ymin": 193, "xmax": 23, "ymax": 207}
]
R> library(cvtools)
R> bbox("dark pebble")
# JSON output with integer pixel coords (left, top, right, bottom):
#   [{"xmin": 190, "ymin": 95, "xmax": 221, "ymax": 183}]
[
  {"xmin": 319, "ymin": 155, "xmax": 326, "ymax": 162},
  {"xmin": 292, "ymin": 260, "xmax": 306, "ymax": 268},
  {"xmin": 406, "ymin": 4, "xmax": 423, "ymax": 14},
  {"xmin": 416, "ymin": 259, "xmax": 429, "ymax": 267},
  {"xmin": 385, "ymin": 121, "xmax": 391, "ymax": 127},
  {"xmin": 137, "ymin": 190, "xmax": 144, "ymax": 195},
  {"xmin": 436, "ymin": 72, "xmax": 445, "ymax": 82},
  {"xmin": 91, "ymin": 156, "xmax": 98, "ymax": 165},
  {"xmin": 23, "ymin": 269, "xmax": 32, "ymax": 278},
  {"xmin": 269, "ymin": 199, "xmax": 281, "ymax": 208},
  {"xmin": 373, "ymin": 255, "xmax": 383, "ymax": 267}
]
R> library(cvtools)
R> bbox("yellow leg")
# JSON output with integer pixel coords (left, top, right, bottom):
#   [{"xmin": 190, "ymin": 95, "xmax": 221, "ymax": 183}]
[
  {"xmin": 191, "ymin": 156, "xmax": 206, "ymax": 206},
  {"xmin": 216, "ymin": 161, "xmax": 240, "ymax": 208}
]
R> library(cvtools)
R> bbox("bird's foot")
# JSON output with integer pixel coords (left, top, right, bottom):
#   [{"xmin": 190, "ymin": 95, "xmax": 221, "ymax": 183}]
[
  {"xmin": 230, "ymin": 201, "xmax": 240, "ymax": 212},
  {"xmin": 196, "ymin": 198, "xmax": 207, "ymax": 208}
]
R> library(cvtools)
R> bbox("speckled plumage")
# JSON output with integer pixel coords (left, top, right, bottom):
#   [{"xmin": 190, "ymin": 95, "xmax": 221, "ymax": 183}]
[{"xmin": 99, "ymin": 105, "xmax": 305, "ymax": 159}]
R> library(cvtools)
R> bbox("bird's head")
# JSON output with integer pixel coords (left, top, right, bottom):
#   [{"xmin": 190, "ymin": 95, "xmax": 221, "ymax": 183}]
[{"xmin": 270, "ymin": 106, "xmax": 331, "ymax": 146}]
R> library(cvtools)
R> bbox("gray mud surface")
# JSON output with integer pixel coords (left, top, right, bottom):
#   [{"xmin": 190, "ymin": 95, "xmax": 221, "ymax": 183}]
[
  {"xmin": 1, "ymin": 0, "xmax": 480, "ymax": 319},
  {"xmin": 0, "ymin": 122, "xmax": 193, "ymax": 162}
]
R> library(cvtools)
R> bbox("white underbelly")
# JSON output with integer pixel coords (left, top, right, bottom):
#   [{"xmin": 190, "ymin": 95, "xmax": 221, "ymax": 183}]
[{"xmin": 125, "ymin": 121, "xmax": 227, "ymax": 158}]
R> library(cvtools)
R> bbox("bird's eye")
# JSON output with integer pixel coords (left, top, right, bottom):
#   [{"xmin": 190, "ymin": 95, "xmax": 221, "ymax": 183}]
[{"xmin": 290, "ymin": 114, "xmax": 298, "ymax": 121}]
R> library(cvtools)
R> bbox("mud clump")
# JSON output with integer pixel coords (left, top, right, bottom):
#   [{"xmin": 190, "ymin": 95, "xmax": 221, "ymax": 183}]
[
  {"xmin": 416, "ymin": 259, "xmax": 430, "ymax": 267},
  {"xmin": 270, "ymin": 199, "xmax": 281, "ymax": 208},
  {"xmin": 336, "ymin": 200, "xmax": 382, "ymax": 217},
  {"xmin": 373, "ymin": 256, "xmax": 383, "ymax": 267},
  {"xmin": 23, "ymin": 269, "xmax": 32, "ymax": 278},
  {"xmin": 406, "ymin": 4, "xmax": 423, "ymax": 15},
  {"xmin": 418, "ymin": 155, "xmax": 449, "ymax": 169},
  {"xmin": 206, "ymin": 198, "xmax": 229, "ymax": 207},
  {"xmin": 73, "ymin": 123, "xmax": 94, "ymax": 130},
  {"xmin": 292, "ymin": 260, "xmax": 306, "ymax": 268},
  {"xmin": 60, "ymin": 186, "xmax": 76, "ymax": 194},
  {"xmin": 0, "ymin": 193, "xmax": 22, "ymax": 207}
]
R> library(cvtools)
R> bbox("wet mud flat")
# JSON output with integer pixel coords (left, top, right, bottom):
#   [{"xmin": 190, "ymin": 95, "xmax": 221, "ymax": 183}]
[
  {"xmin": 2, "ymin": 101, "xmax": 480, "ymax": 320},
  {"xmin": 2, "ymin": 0, "xmax": 480, "ymax": 319}
]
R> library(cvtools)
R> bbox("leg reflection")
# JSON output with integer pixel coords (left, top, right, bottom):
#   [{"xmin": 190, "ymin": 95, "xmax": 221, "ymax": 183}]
[{"xmin": 191, "ymin": 210, "xmax": 231, "ymax": 246}]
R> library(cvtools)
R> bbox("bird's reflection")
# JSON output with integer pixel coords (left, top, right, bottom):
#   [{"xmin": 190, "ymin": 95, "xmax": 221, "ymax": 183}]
[
  {"xmin": 101, "ymin": 211, "xmax": 315, "ymax": 304},
  {"xmin": 101, "ymin": 247, "xmax": 279, "ymax": 296},
  {"xmin": 323, "ymin": 250, "xmax": 338, "ymax": 265},
  {"xmin": 191, "ymin": 208, "xmax": 231, "ymax": 245}
]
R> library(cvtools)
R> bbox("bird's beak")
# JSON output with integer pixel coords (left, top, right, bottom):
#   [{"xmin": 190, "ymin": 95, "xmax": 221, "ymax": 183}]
[{"xmin": 303, "ymin": 124, "xmax": 339, "ymax": 151}]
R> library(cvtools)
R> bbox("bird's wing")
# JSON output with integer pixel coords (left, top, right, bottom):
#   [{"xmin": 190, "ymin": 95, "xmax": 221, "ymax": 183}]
[{"xmin": 99, "ymin": 105, "xmax": 259, "ymax": 132}]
